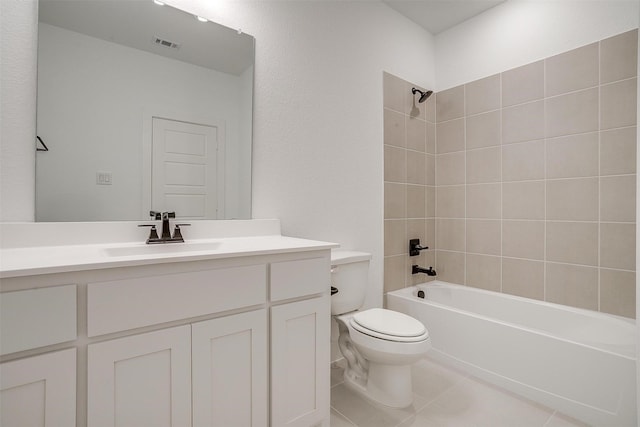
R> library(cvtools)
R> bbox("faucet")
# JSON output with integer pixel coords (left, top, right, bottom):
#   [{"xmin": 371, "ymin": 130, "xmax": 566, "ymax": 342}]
[
  {"xmin": 139, "ymin": 211, "xmax": 190, "ymax": 244},
  {"xmin": 412, "ymin": 265, "xmax": 437, "ymax": 276}
]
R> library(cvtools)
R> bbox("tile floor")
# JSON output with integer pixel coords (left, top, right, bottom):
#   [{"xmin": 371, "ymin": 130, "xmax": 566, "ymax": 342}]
[{"xmin": 330, "ymin": 356, "xmax": 590, "ymax": 427}]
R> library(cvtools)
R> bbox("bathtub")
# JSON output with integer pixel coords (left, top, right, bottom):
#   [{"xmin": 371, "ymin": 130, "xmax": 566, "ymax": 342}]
[{"xmin": 387, "ymin": 281, "xmax": 637, "ymax": 427}]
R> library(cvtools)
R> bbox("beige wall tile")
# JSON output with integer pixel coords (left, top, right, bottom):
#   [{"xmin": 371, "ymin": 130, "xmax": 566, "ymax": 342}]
[
  {"xmin": 384, "ymin": 255, "xmax": 406, "ymax": 293},
  {"xmin": 426, "ymin": 155, "xmax": 435, "ymax": 185},
  {"xmin": 467, "ymin": 183, "xmax": 501, "ymax": 219},
  {"xmin": 426, "ymin": 218, "xmax": 436, "ymax": 247},
  {"xmin": 502, "ymin": 140, "xmax": 545, "ymax": 182},
  {"xmin": 435, "ymin": 250, "xmax": 465, "ymax": 284},
  {"xmin": 436, "ymin": 185, "xmax": 465, "ymax": 218},
  {"xmin": 436, "ymin": 118, "xmax": 465, "ymax": 154},
  {"xmin": 600, "ymin": 29, "xmax": 638, "ymax": 84},
  {"xmin": 545, "ymin": 88, "xmax": 598, "ymax": 138},
  {"xmin": 502, "ymin": 220, "xmax": 544, "ymax": 260},
  {"xmin": 546, "ymin": 177, "xmax": 598, "ymax": 221},
  {"xmin": 466, "ymin": 110, "xmax": 500, "ymax": 150},
  {"xmin": 384, "ymin": 109, "xmax": 405, "ymax": 148},
  {"xmin": 466, "ymin": 220, "xmax": 501, "ymax": 255},
  {"xmin": 407, "ymin": 219, "xmax": 426, "ymax": 244},
  {"xmin": 425, "ymin": 95, "xmax": 436, "ymax": 123},
  {"xmin": 545, "ymin": 263, "xmax": 598, "ymax": 310},
  {"xmin": 546, "ymin": 132, "xmax": 598, "ymax": 179},
  {"xmin": 600, "ymin": 268, "xmax": 636, "ymax": 318},
  {"xmin": 502, "ymin": 258, "xmax": 544, "ymax": 300},
  {"xmin": 407, "ymin": 185, "xmax": 426, "ymax": 218},
  {"xmin": 436, "ymin": 85, "xmax": 465, "ymax": 122},
  {"xmin": 600, "ymin": 175, "xmax": 636, "ymax": 222},
  {"xmin": 384, "ymin": 145, "xmax": 406, "ymax": 183},
  {"xmin": 466, "ymin": 254, "xmax": 501, "ymax": 291},
  {"xmin": 384, "ymin": 182, "xmax": 406, "ymax": 219},
  {"xmin": 601, "ymin": 79, "xmax": 637, "ymax": 130},
  {"xmin": 546, "ymin": 221, "xmax": 598, "ymax": 266},
  {"xmin": 436, "ymin": 152, "xmax": 465, "ymax": 185},
  {"xmin": 436, "ymin": 219, "xmax": 465, "ymax": 252},
  {"xmin": 600, "ymin": 223, "xmax": 636, "ymax": 270},
  {"xmin": 601, "ymin": 127, "xmax": 637, "ymax": 175},
  {"xmin": 426, "ymin": 186, "xmax": 436, "ymax": 218},
  {"xmin": 465, "ymin": 74, "xmax": 500, "ymax": 116},
  {"xmin": 502, "ymin": 100, "xmax": 544, "ymax": 144},
  {"xmin": 383, "ymin": 72, "xmax": 404, "ymax": 112},
  {"xmin": 502, "ymin": 181, "xmax": 545, "ymax": 220},
  {"xmin": 384, "ymin": 219, "xmax": 406, "ymax": 256},
  {"xmin": 407, "ymin": 151, "xmax": 426, "ymax": 185},
  {"xmin": 545, "ymin": 43, "xmax": 598, "ymax": 96},
  {"xmin": 467, "ymin": 147, "xmax": 501, "ymax": 184},
  {"xmin": 502, "ymin": 60, "xmax": 544, "ymax": 107},
  {"xmin": 406, "ymin": 116, "xmax": 425, "ymax": 152},
  {"xmin": 426, "ymin": 122, "xmax": 436, "ymax": 154}
]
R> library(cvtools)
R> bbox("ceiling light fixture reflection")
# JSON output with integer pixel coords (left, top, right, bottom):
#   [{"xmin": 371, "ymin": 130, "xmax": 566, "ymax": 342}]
[
  {"xmin": 153, "ymin": 0, "xmax": 165, "ymax": 5},
  {"xmin": 196, "ymin": 15, "xmax": 208, "ymax": 22}
]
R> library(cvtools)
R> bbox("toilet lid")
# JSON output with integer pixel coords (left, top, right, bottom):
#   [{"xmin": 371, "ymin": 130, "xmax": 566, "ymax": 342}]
[{"xmin": 352, "ymin": 308, "xmax": 426, "ymax": 338}]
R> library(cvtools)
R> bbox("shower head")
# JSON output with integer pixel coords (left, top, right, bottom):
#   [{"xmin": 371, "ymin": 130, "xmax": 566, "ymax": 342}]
[{"xmin": 412, "ymin": 88, "xmax": 433, "ymax": 103}]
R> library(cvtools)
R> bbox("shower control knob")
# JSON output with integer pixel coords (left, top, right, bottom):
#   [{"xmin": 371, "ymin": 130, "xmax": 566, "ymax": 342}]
[{"xmin": 409, "ymin": 238, "xmax": 429, "ymax": 256}]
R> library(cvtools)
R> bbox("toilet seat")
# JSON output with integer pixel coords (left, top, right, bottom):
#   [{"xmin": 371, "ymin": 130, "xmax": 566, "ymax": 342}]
[{"xmin": 350, "ymin": 308, "xmax": 428, "ymax": 343}]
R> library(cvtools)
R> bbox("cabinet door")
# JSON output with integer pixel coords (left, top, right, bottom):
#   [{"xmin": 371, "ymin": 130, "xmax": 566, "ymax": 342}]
[
  {"xmin": 192, "ymin": 309, "xmax": 268, "ymax": 427},
  {"xmin": 88, "ymin": 326, "xmax": 191, "ymax": 427},
  {"xmin": 0, "ymin": 348, "xmax": 76, "ymax": 427},
  {"xmin": 271, "ymin": 296, "xmax": 330, "ymax": 427}
]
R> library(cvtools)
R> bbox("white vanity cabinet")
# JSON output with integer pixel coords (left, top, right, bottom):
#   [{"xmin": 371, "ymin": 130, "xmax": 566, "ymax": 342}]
[{"xmin": 0, "ymin": 240, "xmax": 332, "ymax": 427}]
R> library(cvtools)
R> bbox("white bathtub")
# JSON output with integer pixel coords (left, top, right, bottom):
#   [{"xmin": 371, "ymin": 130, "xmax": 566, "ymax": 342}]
[{"xmin": 387, "ymin": 281, "xmax": 637, "ymax": 427}]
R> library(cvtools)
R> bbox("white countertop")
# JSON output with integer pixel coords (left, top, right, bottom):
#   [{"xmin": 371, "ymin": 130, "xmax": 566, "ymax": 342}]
[{"xmin": 0, "ymin": 235, "xmax": 338, "ymax": 278}]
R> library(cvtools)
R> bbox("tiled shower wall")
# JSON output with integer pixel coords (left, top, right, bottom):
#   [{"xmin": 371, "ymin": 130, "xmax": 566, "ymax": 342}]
[
  {"xmin": 383, "ymin": 73, "xmax": 437, "ymax": 295},
  {"xmin": 384, "ymin": 29, "xmax": 638, "ymax": 318}
]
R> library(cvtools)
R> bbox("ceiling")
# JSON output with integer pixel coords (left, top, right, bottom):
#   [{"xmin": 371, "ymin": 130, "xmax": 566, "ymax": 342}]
[{"xmin": 382, "ymin": 0, "xmax": 506, "ymax": 35}]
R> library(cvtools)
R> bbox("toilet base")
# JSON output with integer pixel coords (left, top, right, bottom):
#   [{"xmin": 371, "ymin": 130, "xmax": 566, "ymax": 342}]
[{"xmin": 343, "ymin": 362, "xmax": 414, "ymax": 408}]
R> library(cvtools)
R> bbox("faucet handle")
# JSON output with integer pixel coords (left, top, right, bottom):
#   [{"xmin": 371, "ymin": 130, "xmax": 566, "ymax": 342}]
[
  {"xmin": 138, "ymin": 224, "xmax": 160, "ymax": 242},
  {"xmin": 172, "ymin": 223, "xmax": 190, "ymax": 242},
  {"xmin": 149, "ymin": 211, "xmax": 161, "ymax": 220},
  {"xmin": 164, "ymin": 211, "xmax": 176, "ymax": 219}
]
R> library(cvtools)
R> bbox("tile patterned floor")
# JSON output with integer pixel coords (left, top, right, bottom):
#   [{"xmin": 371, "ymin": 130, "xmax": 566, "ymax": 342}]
[{"xmin": 330, "ymin": 356, "xmax": 590, "ymax": 427}]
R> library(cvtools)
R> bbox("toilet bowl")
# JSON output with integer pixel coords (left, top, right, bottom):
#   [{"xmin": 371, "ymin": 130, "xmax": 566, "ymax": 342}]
[
  {"xmin": 330, "ymin": 249, "xmax": 430, "ymax": 408},
  {"xmin": 335, "ymin": 308, "xmax": 430, "ymax": 408}
]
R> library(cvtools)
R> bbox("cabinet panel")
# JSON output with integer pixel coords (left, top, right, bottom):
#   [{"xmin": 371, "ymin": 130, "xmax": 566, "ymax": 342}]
[
  {"xmin": 0, "ymin": 285, "xmax": 76, "ymax": 355},
  {"xmin": 88, "ymin": 326, "xmax": 191, "ymax": 427},
  {"xmin": 270, "ymin": 257, "xmax": 329, "ymax": 301},
  {"xmin": 87, "ymin": 264, "xmax": 266, "ymax": 336},
  {"xmin": 192, "ymin": 310, "xmax": 268, "ymax": 427},
  {"xmin": 271, "ymin": 296, "xmax": 330, "ymax": 427},
  {"xmin": 0, "ymin": 348, "xmax": 76, "ymax": 427}
]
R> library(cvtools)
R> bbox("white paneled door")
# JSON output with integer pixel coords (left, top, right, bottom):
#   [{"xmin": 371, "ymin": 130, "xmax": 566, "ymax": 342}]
[{"xmin": 152, "ymin": 117, "xmax": 224, "ymax": 219}]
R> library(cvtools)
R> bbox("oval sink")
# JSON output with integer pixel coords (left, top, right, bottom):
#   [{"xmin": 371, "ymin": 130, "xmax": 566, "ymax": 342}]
[{"xmin": 103, "ymin": 241, "xmax": 222, "ymax": 257}]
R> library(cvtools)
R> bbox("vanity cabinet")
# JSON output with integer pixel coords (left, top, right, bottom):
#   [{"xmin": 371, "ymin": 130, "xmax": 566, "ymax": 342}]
[{"xmin": 0, "ymin": 247, "xmax": 331, "ymax": 427}]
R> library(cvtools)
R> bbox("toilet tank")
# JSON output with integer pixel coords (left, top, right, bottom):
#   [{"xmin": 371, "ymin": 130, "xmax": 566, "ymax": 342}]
[{"xmin": 331, "ymin": 250, "xmax": 371, "ymax": 315}]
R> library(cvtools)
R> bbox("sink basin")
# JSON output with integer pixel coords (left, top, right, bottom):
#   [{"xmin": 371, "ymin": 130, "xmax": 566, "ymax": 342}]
[{"xmin": 103, "ymin": 241, "xmax": 222, "ymax": 257}]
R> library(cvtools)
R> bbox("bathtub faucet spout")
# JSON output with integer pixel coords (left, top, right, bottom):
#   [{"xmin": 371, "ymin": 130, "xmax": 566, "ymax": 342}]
[{"xmin": 412, "ymin": 265, "xmax": 436, "ymax": 276}]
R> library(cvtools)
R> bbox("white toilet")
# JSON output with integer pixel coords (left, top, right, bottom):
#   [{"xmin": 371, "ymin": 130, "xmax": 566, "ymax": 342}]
[{"xmin": 331, "ymin": 249, "xmax": 430, "ymax": 408}]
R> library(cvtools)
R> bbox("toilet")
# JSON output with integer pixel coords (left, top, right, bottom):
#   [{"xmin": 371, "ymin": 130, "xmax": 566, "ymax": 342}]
[{"xmin": 331, "ymin": 249, "xmax": 430, "ymax": 408}]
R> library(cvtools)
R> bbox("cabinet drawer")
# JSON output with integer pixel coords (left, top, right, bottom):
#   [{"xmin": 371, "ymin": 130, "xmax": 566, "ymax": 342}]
[
  {"xmin": 270, "ymin": 257, "xmax": 329, "ymax": 302},
  {"xmin": 88, "ymin": 264, "xmax": 266, "ymax": 337},
  {"xmin": 0, "ymin": 285, "xmax": 77, "ymax": 355}
]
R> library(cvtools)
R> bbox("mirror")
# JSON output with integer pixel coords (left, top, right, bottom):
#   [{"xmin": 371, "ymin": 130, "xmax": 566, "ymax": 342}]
[{"xmin": 35, "ymin": 0, "xmax": 254, "ymax": 221}]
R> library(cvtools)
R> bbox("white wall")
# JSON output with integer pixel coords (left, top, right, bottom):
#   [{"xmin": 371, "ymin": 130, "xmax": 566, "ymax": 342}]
[
  {"xmin": 0, "ymin": 0, "xmax": 38, "ymax": 221},
  {"xmin": 165, "ymin": 0, "xmax": 436, "ymax": 309},
  {"xmin": 436, "ymin": 0, "xmax": 640, "ymax": 90},
  {"xmin": 36, "ymin": 23, "xmax": 250, "ymax": 221}
]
